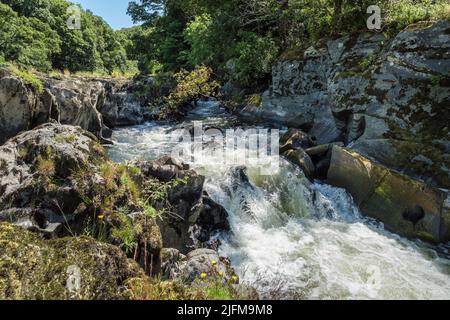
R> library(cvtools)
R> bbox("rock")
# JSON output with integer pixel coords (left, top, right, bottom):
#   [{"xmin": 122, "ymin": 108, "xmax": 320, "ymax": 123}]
[
  {"xmin": 161, "ymin": 248, "xmax": 186, "ymax": 280},
  {"xmin": 280, "ymin": 128, "xmax": 315, "ymax": 153},
  {"xmin": 0, "ymin": 69, "xmax": 59, "ymax": 144},
  {"xmin": 43, "ymin": 77, "xmax": 109, "ymax": 140},
  {"xmin": 282, "ymin": 148, "xmax": 316, "ymax": 180},
  {"xmin": 232, "ymin": 284, "xmax": 259, "ymax": 300},
  {"xmin": 305, "ymin": 142, "xmax": 344, "ymax": 157},
  {"xmin": 178, "ymin": 249, "xmax": 234, "ymax": 283},
  {"xmin": 0, "ymin": 223, "xmax": 144, "ymax": 300},
  {"xmin": 135, "ymin": 157, "xmax": 230, "ymax": 254},
  {"xmin": 99, "ymin": 79, "xmax": 146, "ymax": 127},
  {"xmin": 0, "ymin": 70, "xmax": 155, "ymax": 144},
  {"xmin": 0, "ymin": 123, "xmax": 123, "ymax": 236},
  {"xmin": 327, "ymin": 146, "xmax": 449, "ymax": 243}
]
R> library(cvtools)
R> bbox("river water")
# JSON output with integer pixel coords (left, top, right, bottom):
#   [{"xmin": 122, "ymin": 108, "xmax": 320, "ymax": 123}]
[{"xmin": 107, "ymin": 101, "xmax": 450, "ymax": 300}]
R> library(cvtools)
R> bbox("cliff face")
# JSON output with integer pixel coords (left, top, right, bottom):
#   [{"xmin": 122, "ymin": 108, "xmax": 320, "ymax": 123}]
[
  {"xmin": 0, "ymin": 72, "xmax": 151, "ymax": 144},
  {"xmin": 237, "ymin": 20, "xmax": 450, "ymax": 189}
]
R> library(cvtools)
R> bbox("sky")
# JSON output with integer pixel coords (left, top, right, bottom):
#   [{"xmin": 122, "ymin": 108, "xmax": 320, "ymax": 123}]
[{"xmin": 75, "ymin": 0, "xmax": 138, "ymax": 30}]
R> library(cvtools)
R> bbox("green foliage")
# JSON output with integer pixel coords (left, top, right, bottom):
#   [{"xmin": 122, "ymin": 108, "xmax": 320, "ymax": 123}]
[
  {"xmin": 0, "ymin": 0, "xmax": 134, "ymax": 74},
  {"xmin": 384, "ymin": 0, "xmax": 450, "ymax": 32},
  {"xmin": 162, "ymin": 65, "xmax": 219, "ymax": 117},
  {"xmin": 245, "ymin": 94, "xmax": 263, "ymax": 107},
  {"xmin": 359, "ymin": 53, "xmax": 377, "ymax": 70},
  {"xmin": 229, "ymin": 32, "xmax": 279, "ymax": 85},
  {"xmin": 8, "ymin": 65, "xmax": 44, "ymax": 93},
  {"xmin": 111, "ymin": 208, "xmax": 142, "ymax": 254},
  {"xmin": 127, "ymin": 0, "xmax": 449, "ymax": 86}
]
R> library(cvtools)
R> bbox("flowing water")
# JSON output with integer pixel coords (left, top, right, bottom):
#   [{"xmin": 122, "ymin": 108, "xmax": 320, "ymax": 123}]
[{"xmin": 107, "ymin": 101, "xmax": 450, "ymax": 300}]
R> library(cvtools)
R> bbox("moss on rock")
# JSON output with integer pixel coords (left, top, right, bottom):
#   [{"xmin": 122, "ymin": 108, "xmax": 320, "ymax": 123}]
[{"xmin": 0, "ymin": 223, "xmax": 145, "ymax": 300}]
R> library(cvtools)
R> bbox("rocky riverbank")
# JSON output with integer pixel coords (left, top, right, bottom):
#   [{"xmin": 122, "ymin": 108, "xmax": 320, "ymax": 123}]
[
  {"xmin": 0, "ymin": 123, "xmax": 252, "ymax": 300},
  {"xmin": 0, "ymin": 70, "xmax": 162, "ymax": 145},
  {"xmin": 226, "ymin": 20, "xmax": 450, "ymax": 190},
  {"xmin": 225, "ymin": 20, "xmax": 450, "ymax": 243}
]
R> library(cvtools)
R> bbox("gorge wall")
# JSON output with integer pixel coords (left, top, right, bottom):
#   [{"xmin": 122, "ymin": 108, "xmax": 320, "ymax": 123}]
[
  {"xmin": 0, "ymin": 71, "xmax": 151, "ymax": 145},
  {"xmin": 236, "ymin": 20, "xmax": 450, "ymax": 191}
]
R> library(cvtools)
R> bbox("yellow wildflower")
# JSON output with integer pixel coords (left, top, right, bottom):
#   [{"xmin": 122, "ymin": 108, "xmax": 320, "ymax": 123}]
[
  {"xmin": 98, "ymin": 214, "xmax": 105, "ymax": 221},
  {"xmin": 211, "ymin": 260, "xmax": 217, "ymax": 265},
  {"xmin": 200, "ymin": 273, "xmax": 207, "ymax": 279},
  {"xmin": 231, "ymin": 275, "xmax": 238, "ymax": 282}
]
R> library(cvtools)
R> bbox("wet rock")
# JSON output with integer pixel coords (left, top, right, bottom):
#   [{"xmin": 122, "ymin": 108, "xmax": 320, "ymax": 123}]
[
  {"xmin": 282, "ymin": 148, "xmax": 316, "ymax": 180},
  {"xmin": 99, "ymin": 79, "xmax": 146, "ymax": 127},
  {"xmin": 280, "ymin": 128, "xmax": 315, "ymax": 152},
  {"xmin": 0, "ymin": 223, "xmax": 144, "ymax": 300},
  {"xmin": 327, "ymin": 145, "xmax": 449, "ymax": 243}
]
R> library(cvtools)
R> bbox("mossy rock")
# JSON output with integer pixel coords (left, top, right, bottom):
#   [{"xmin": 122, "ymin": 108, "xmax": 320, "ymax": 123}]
[
  {"xmin": 0, "ymin": 223, "xmax": 145, "ymax": 300},
  {"xmin": 327, "ymin": 146, "xmax": 448, "ymax": 243}
]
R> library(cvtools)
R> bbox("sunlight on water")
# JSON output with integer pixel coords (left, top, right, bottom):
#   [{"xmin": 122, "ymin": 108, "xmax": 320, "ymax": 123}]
[{"xmin": 108, "ymin": 101, "xmax": 450, "ymax": 300}]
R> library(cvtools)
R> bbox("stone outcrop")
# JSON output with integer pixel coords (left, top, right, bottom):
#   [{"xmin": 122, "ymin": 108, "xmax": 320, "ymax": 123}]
[
  {"xmin": 231, "ymin": 20, "xmax": 450, "ymax": 189},
  {"xmin": 0, "ymin": 123, "xmax": 233, "ymax": 289},
  {"xmin": 136, "ymin": 156, "xmax": 230, "ymax": 254},
  {"xmin": 0, "ymin": 71, "xmax": 150, "ymax": 144},
  {"xmin": 0, "ymin": 123, "xmax": 108, "ymax": 236},
  {"xmin": 99, "ymin": 78, "xmax": 156, "ymax": 127},
  {"xmin": 0, "ymin": 69, "xmax": 59, "ymax": 144},
  {"xmin": 327, "ymin": 146, "xmax": 450, "ymax": 243}
]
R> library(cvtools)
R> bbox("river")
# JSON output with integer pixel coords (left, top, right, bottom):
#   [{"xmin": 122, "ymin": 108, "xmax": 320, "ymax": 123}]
[{"xmin": 107, "ymin": 100, "xmax": 450, "ymax": 300}]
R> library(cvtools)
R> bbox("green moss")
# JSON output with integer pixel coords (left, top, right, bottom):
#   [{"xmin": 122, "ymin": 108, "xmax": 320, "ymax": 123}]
[
  {"xmin": 0, "ymin": 223, "xmax": 144, "ymax": 300},
  {"xmin": 244, "ymin": 94, "xmax": 262, "ymax": 107}
]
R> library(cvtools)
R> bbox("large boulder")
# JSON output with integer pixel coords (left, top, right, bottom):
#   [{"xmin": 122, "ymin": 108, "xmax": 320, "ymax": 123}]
[
  {"xmin": 327, "ymin": 146, "xmax": 449, "ymax": 243},
  {"xmin": 0, "ymin": 123, "xmax": 109, "ymax": 236},
  {"xmin": 43, "ymin": 76, "xmax": 110, "ymax": 140},
  {"xmin": 0, "ymin": 223, "xmax": 144, "ymax": 300}
]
